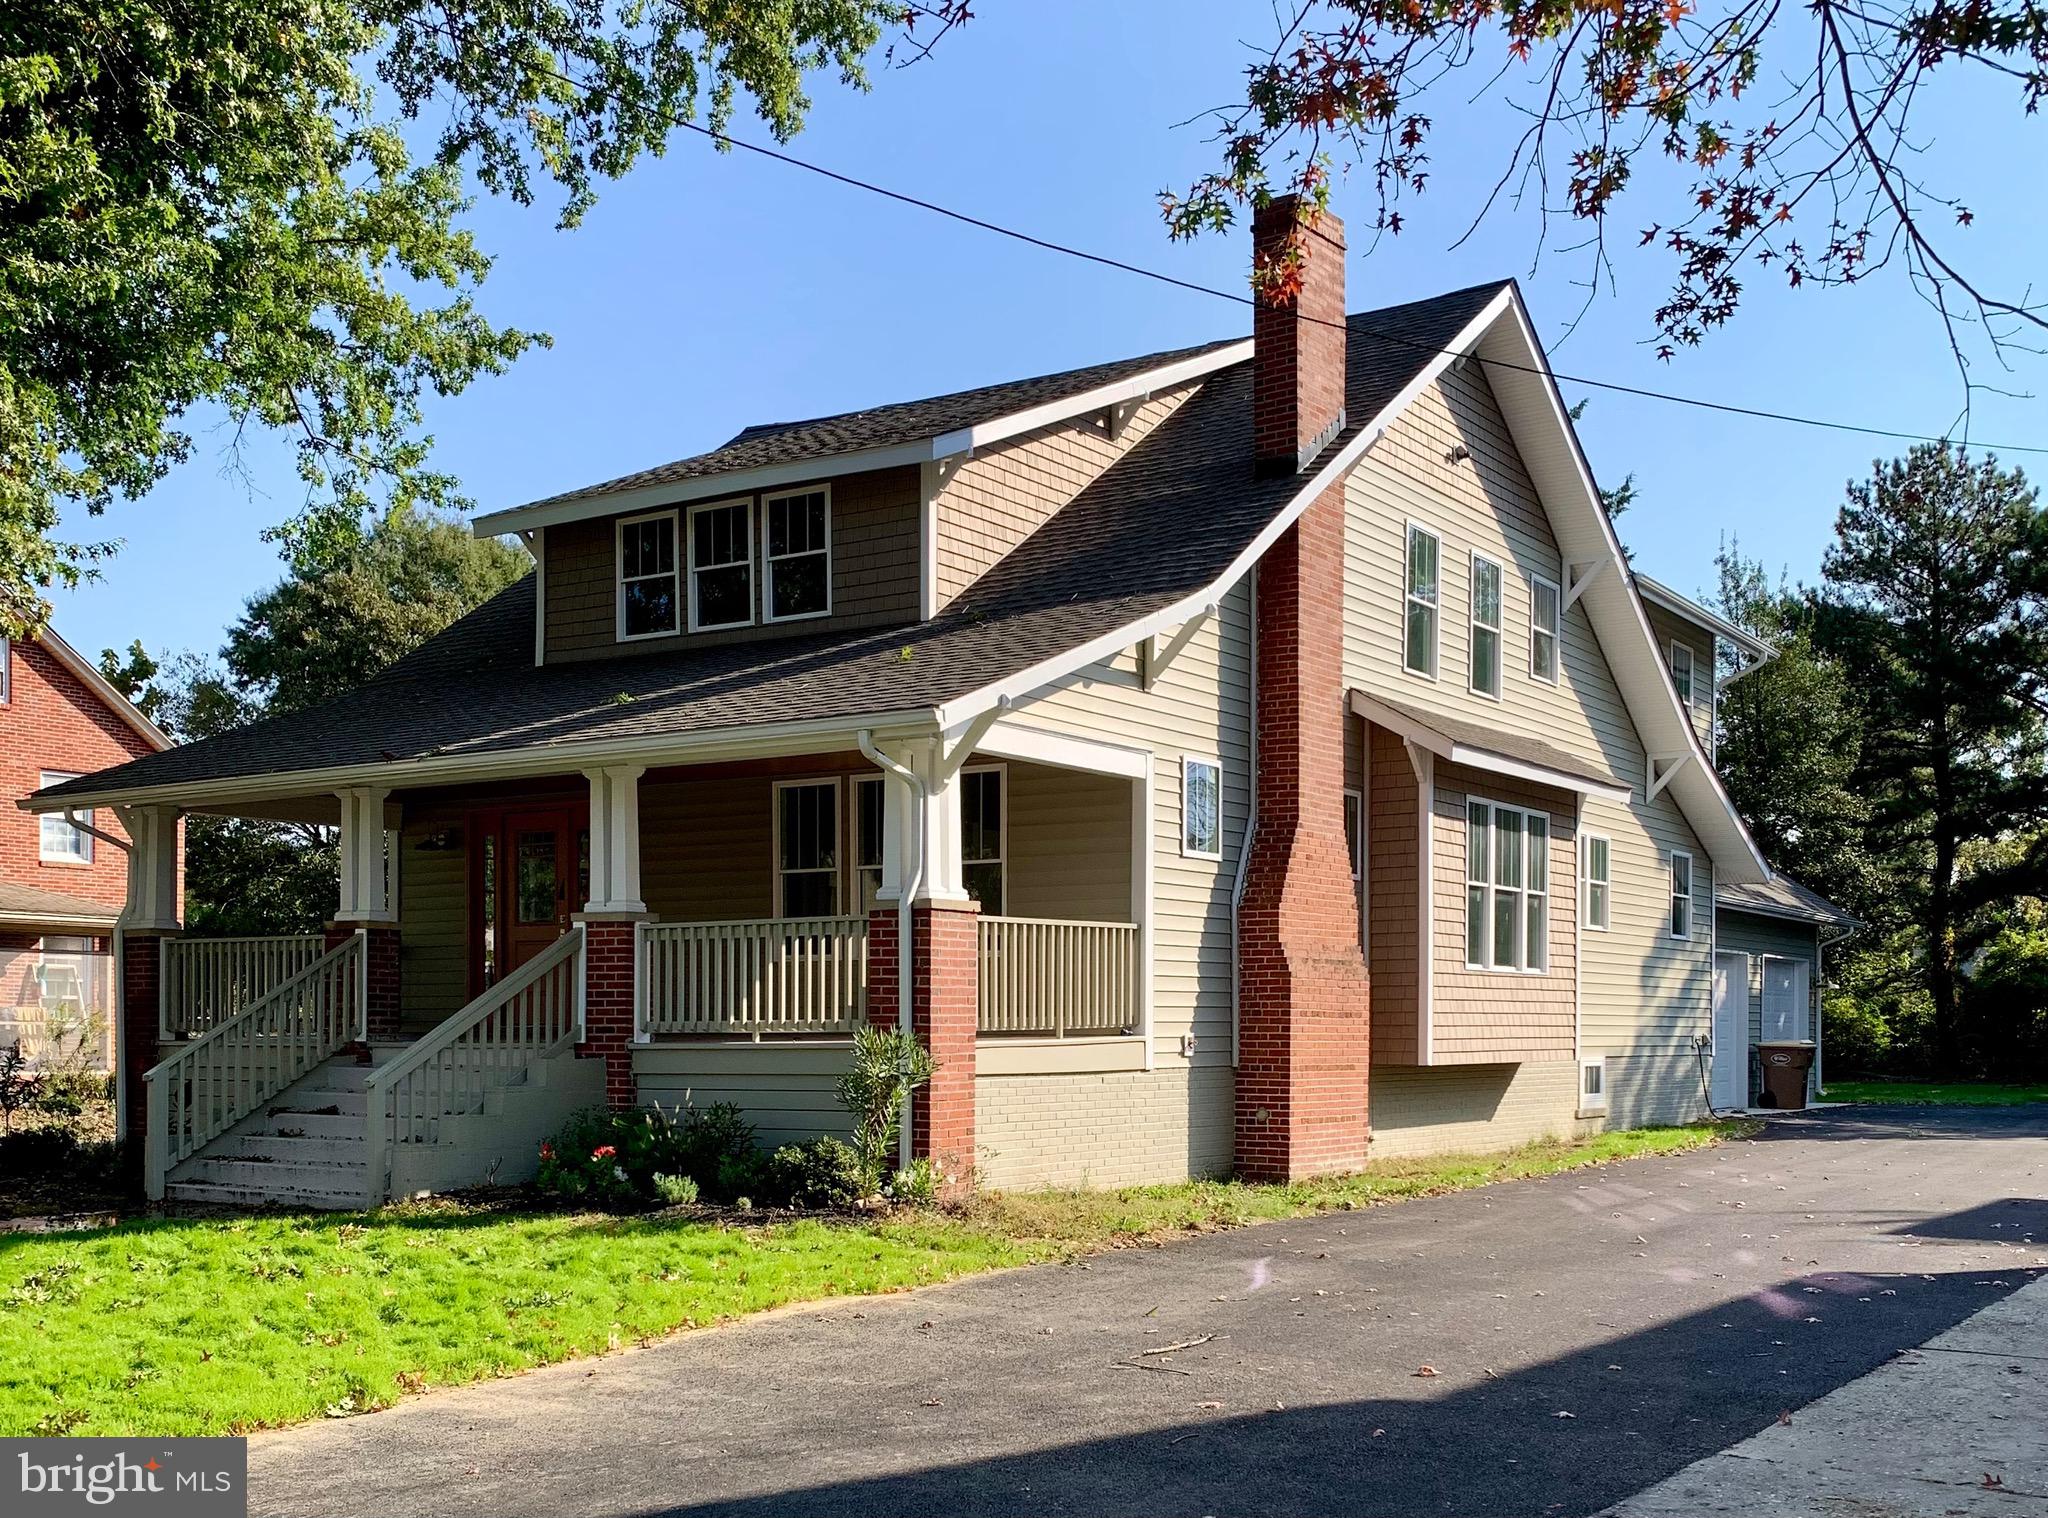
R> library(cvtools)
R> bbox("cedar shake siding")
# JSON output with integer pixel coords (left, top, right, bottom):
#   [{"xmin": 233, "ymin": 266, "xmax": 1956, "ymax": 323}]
[
  {"xmin": 541, "ymin": 465, "xmax": 922, "ymax": 662},
  {"xmin": 933, "ymin": 382, "xmax": 1202, "ymax": 612}
]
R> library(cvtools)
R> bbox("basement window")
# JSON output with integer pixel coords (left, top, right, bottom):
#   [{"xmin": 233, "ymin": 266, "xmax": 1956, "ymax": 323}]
[
  {"xmin": 1579, "ymin": 1056, "xmax": 1609, "ymax": 1116},
  {"xmin": 763, "ymin": 487, "xmax": 831, "ymax": 622}
]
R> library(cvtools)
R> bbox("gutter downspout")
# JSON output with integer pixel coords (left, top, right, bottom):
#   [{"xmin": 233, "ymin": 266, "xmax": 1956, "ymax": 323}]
[
  {"xmin": 1229, "ymin": 574, "xmax": 1258, "ymax": 1067},
  {"xmin": 858, "ymin": 732, "xmax": 926, "ymax": 1175}
]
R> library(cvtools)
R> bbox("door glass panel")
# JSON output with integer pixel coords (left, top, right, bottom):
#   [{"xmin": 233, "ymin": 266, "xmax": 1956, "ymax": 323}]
[{"xmin": 515, "ymin": 829, "xmax": 559, "ymax": 925}]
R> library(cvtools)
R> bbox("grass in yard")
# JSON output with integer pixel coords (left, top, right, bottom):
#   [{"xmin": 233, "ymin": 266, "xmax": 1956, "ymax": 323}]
[
  {"xmin": 0, "ymin": 1120, "xmax": 1740, "ymax": 1437},
  {"xmin": 1826, "ymin": 1078, "xmax": 2048, "ymax": 1107}
]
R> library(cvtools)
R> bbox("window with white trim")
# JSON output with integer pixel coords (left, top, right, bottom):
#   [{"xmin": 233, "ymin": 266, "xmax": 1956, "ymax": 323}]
[
  {"xmin": 616, "ymin": 511, "xmax": 679, "ymax": 639},
  {"xmin": 1470, "ymin": 553, "xmax": 1503, "ymax": 698},
  {"xmin": 961, "ymin": 766, "xmax": 1006, "ymax": 914},
  {"xmin": 1530, "ymin": 574, "xmax": 1561, "ymax": 683},
  {"xmin": 688, "ymin": 500, "xmax": 754, "ymax": 631},
  {"xmin": 853, "ymin": 775, "xmax": 885, "ymax": 913},
  {"xmin": 1581, "ymin": 832, "xmax": 1611, "ymax": 930},
  {"xmin": 1404, "ymin": 524, "xmax": 1440, "ymax": 677},
  {"xmin": 1182, "ymin": 756, "xmax": 1222, "ymax": 860},
  {"xmin": 1669, "ymin": 641, "xmax": 1695, "ymax": 705},
  {"xmin": 1579, "ymin": 1055, "xmax": 1609, "ymax": 1114},
  {"xmin": 774, "ymin": 779, "xmax": 839, "ymax": 917},
  {"xmin": 1668, "ymin": 850, "xmax": 1694, "ymax": 940},
  {"xmin": 1465, "ymin": 798, "xmax": 1550, "ymax": 971},
  {"xmin": 39, "ymin": 774, "xmax": 91, "ymax": 864},
  {"xmin": 763, "ymin": 488, "xmax": 831, "ymax": 622}
]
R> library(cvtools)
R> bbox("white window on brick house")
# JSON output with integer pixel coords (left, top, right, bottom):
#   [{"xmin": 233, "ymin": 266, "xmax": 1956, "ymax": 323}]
[
  {"xmin": 1404, "ymin": 523, "xmax": 1440, "ymax": 678},
  {"xmin": 1530, "ymin": 574, "xmax": 1561, "ymax": 683},
  {"xmin": 1669, "ymin": 850, "xmax": 1694, "ymax": 940},
  {"xmin": 1669, "ymin": 640, "xmax": 1695, "ymax": 705},
  {"xmin": 1470, "ymin": 552, "xmax": 1504, "ymax": 699},
  {"xmin": 1466, "ymin": 798, "xmax": 1550, "ymax": 972},
  {"xmin": 687, "ymin": 499, "xmax": 755, "ymax": 632},
  {"xmin": 616, "ymin": 509, "xmax": 680, "ymax": 640},
  {"xmin": 40, "ymin": 774, "xmax": 91, "ymax": 864},
  {"xmin": 1581, "ymin": 832, "xmax": 1611, "ymax": 930},
  {"xmin": 774, "ymin": 779, "xmax": 839, "ymax": 917},
  {"xmin": 763, "ymin": 487, "xmax": 831, "ymax": 623},
  {"xmin": 1182, "ymin": 756, "xmax": 1222, "ymax": 860},
  {"xmin": 961, "ymin": 766, "xmax": 1006, "ymax": 915}
]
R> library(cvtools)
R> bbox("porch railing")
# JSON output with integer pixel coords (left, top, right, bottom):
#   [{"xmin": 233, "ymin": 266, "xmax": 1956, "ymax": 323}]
[
  {"xmin": 640, "ymin": 916, "xmax": 867, "ymax": 1038},
  {"xmin": 161, "ymin": 934, "xmax": 326, "ymax": 1039},
  {"xmin": 977, "ymin": 916, "xmax": 1140, "ymax": 1038},
  {"xmin": 142, "ymin": 934, "xmax": 364, "ymax": 1199},
  {"xmin": 365, "ymin": 926, "xmax": 584, "ymax": 1193}
]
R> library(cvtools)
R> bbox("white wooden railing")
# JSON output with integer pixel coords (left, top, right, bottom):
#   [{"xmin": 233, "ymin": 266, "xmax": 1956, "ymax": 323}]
[
  {"xmin": 977, "ymin": 916, "xmax": 1139, "ymax": 1038},
  {"xmin": 143, "ymin": 935, "xmax": 365, "ymax": 1199},
  {"xmin": 640, "ymin": 916, "xmax": 867, "ymax": 1038},
  {"xmin": 161, "ymin": 934, "xmax": 326, "ymax": 1039},
  {"xmin": 364, "ymin": 928, "xmax": 583, "ymax": 1194}
]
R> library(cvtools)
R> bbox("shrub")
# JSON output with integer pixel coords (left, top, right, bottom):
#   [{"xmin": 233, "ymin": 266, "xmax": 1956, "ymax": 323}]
[
  {"xmin": 767, "ymin": 1137, "xmax": 868, "ymax": 1208},
  {"xmin": 0, "ymin": 1041, "xmax": 41, "ymax": 1134},
  {"xmin": 651, "ymin": 1172, "xmax": 699, "ymax": 1206},
  {"xmin": 883, "ymin": 1157, "xmax": 941, "ymax": 1205},
  {"xmin": 836, "ymin": 1026, "xmax": 934, "ymax": 1185},
  {"xmin": 533, "ymin": 1101, "xmax": 762, "ymax": 1209},
  {"xmin": 0, "ymin": 1124, "xmax": 123, "ymax": 1187}
]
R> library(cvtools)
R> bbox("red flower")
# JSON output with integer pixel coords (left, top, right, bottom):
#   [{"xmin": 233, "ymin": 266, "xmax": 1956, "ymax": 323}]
[
  {"xmin": 592, "ymin": 1145, "xmax": 617, "ymax": 1160},
  {"xmin": 538, "ymin": 1143, "xmax": 554, "ymax": 1160}
]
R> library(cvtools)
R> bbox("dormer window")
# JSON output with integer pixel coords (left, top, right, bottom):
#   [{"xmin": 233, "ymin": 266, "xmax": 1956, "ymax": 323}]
[
  {"xmin": 617, "ymin": 510, "xmax": 680, "ymax": 640},
  {"xmin": 764, "ymin": 487, "xmax": 831, "ymax": 622},
  {"xmin": 688, "ymin": 499, "xmax": 755, "ymax": 631}
]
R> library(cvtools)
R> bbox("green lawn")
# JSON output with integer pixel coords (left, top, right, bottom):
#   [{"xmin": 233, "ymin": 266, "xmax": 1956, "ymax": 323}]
[
  {"xmin": 0, "ymin": 1121, "xmax": 1738, "ymax": 1437},
  {"xmin": 1826, "ymin": 1078, "xmax": 2048, "ymax": 1107}
]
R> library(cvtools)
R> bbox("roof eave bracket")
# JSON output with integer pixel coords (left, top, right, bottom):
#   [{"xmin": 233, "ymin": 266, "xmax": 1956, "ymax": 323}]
[
  {"xmin": 1646, "ymin": 751, "xmax": 1691, "ymax": 802},
  {"xmin": 1564, "ymin": 557, "xmax": 1610, "ymax": 609},
  {"xmin": 1141, "ymin": 604, "xmax": 1218, "ymax": 692}
]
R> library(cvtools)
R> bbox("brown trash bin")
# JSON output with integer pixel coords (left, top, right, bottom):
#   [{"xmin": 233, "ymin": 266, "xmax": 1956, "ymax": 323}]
[{"xmin": 1758, "ymin": 1041, "xmax": 1816, "ymax": 1110}]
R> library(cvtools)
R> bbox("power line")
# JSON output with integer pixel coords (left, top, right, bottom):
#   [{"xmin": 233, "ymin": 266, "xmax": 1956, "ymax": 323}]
[{"xmin": 569, "ymin": 67, "xmax": 2048, "ymax": 459}]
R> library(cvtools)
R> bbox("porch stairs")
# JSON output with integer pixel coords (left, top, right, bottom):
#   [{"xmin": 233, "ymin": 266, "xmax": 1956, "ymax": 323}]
[{"xmin": 164, "ymin": 1042, "xmax": 603, "ymax": 1209}]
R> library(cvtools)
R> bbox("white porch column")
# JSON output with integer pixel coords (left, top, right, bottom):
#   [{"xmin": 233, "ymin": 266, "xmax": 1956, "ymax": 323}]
[
  {"xmin": 114, "ymin": 803, "xmax": 182, "ymax": 931},
  {"xmin": 872, "ymin": 736, "xmax": 968, "ymax": 905},
  {"xmin": 582, "ymin": 764, "xmax": 647, "ymax": 914},
  {"xmin": 334, "ymin": 786, "xmax": 396, "ymax": 923}
]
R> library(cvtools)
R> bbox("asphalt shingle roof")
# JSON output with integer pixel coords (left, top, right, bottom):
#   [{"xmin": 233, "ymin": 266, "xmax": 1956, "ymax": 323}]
[
  {"xmin": 37, "ymin": 283, "xmax": 1509, "ymax": 805},
  {"xmin": 1716, "ymin": 872, "xmax": 1858, "ymax": 927},
  {"xmin": 1355, "ymin": 690, "xmax": 1627, "ymax": 792},
  {"xmin": 0, "ymin": 880, "xmax": 119, "ymax": 924}
]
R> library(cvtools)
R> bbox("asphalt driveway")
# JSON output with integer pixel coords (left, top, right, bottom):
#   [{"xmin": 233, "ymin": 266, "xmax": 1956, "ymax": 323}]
[{"xmin": 250, "ymin": 1105, "xmax": 2048, "ymax": 1517}]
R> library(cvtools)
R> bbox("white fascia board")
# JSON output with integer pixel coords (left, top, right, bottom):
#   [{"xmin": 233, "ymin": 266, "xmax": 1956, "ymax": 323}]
[
  {"xmin": 17, "ymin": 707, "xmax": 944, "ymax": 815},
  {"xmin": 473, "ymin": 342, "xmax": 1253, "ymax": 540},
  {"xmin": 929, "ymin": 341, "xmax": 1252, "ymax": 457},
  {"xmin": 1635, "ymin": 574, "xmax": 1773, "ymax": 662},
  {"xmin": 39, "ymin": 628, "xmax": 172, "ymax": 751},
  {"xmin": 933, "ymin": 291, "xmax": 1515, "ymax": 730},
  {"xmin": 1476, "ymin": 294, "xmax": 1770, "ymax": 885}
]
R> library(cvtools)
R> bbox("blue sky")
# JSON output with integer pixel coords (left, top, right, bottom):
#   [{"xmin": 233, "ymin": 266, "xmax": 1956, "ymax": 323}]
[{"xmin": 47, "ymin": 1, "xmax": 2047, "ymax": 664}]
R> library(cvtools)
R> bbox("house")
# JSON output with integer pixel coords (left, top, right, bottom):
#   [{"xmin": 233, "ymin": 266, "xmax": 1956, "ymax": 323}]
[
  {"xmin": 0, "ymin": 625, "xmax": 172, "ymax": 1073},
  {"xmin": 32, "ymin": 198, "xmax": 1796, "ymax": 1208},
  {"xmin": 1630, "ymin": 576, "xmax": 1859, "ymax": 1108}
]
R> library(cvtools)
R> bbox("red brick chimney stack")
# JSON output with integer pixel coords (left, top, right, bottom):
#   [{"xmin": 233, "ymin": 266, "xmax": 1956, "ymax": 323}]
[{"xmin": 1251, "ymin": 197, "xmax": 1348, "ymax": 476}]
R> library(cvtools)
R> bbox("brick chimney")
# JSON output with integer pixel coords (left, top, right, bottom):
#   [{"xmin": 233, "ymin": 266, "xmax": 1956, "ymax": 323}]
[{"xmin": 1252, "ymin": 197, "xmax": 1347, "ymax": 476}]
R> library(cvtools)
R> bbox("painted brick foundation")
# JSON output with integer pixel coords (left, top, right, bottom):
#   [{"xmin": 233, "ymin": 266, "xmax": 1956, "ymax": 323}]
[
  {"xmin": 867, "ymin": 902, "xmax": 978, "ymax": 1189},
  {"xmin": 328, "ymin": 922, "xmax": 401, "ymax": 1042},
  {"xmin": 577, "ymin": 919, "xmax": 639, "ymax": 1107}
]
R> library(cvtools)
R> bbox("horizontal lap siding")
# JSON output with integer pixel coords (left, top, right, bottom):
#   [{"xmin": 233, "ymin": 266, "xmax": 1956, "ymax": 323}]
[
  {"xmin": 639, "ymin": 772, "xmax": 776, "ymax": 921},
  {"xmin": 1717, "ymin": 909, "xmax": 1820, "ymax": 1050},
  {"xmin": 933, "ymin": 384, "xmax": 1200, "ymax": 611},
  {"xmin": 1005, "ymin": 765, "xmax": 1132, "ymax": 922},
  {"xmin": 1341, "ymin": 369, "xmax": 1713, "ymax": 1112},
  {"xmin": 396, "ymin": 817, "xmax": 468, "ymax": 1027},
  {"xmin": 1367, "ymin": 723, "xmax": 1420, "ymax": 1064},
  {"xmin": 1644, "ymin": 603, "xmax": 1716, "ymax": 753},
  {"xmin": 633, "ymin": 1043, "xmax": 855, "ymax": 1149}
]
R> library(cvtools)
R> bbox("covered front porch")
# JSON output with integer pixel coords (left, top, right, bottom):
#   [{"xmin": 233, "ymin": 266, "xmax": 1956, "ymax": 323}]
[{"xmin": 120, "ymin": 723, "xmax": 1154, "ymax": 1203}]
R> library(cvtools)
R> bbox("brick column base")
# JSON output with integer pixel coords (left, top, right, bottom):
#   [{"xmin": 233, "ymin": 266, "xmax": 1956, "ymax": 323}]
[
  {"xmin": 867, "ymin": 901, "xmax": 978, "ymax": 1192},
  {"xmin": 576, "ymin": 917, "xmax": 640, "ymax": 1108},
  {"xmin": 328, "ymin": 922, "xmax": 402, "ymax": 1042},
  {"xmin": 119, "ymin": 930, "xmax": 166, "ymax": 1187}
]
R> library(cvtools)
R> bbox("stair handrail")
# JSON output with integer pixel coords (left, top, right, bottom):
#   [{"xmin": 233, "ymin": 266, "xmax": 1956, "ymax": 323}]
[
  {"xmin": 363, "ymin": 926, "xmax": 584, "ymax": 1200},
  {"xmin": 142, "ymin": 933, "xmax": 364, "ymax": 1200}
]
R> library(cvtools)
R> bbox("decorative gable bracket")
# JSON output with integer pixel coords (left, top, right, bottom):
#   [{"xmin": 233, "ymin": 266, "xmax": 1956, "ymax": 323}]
[
  {"xmin": 1140, "ymin": 604, "xmax": 1217, "ymax": 691},
  {"xmin": 1646, "ymin": 751, "xmax": 1691, "ymax": 802},
  {"xmin": 1564, "ymin": 557, "xmax": 1610, "ymax": 609},
  {"xmin": 1102, "ymin": 394, "xmax": 1150, "ymax": 440}
]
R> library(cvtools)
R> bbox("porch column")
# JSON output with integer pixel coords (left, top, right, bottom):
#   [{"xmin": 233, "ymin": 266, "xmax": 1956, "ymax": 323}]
[
  {"xmin": 333, "ymin": 787, "xmax": 401, "ymax": 1041},
  {"xmin": 113, "ymin": 804, "xmax": 181, "ymax": 1170},
  {"xmin": 577, "ymin": 764, "xmax": 648, "ymax": 1108},
  {"xmin": 865, "ymin": 736, "xmax": 977, "ymax": 1191}
]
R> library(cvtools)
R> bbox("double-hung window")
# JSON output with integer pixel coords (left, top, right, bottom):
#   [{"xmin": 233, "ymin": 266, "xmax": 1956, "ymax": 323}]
[
  {"xmin": 1465, "ymin": 799, "xmax": 1550, "ymax": 971},
  {"xmin": 774, "ymin": 780, "xmax": 839, "ymax": 917},
  {"xmin": 1668, "ymin": 850, "xmax": 1694, "ymax": 940},
  {"xmin": 853, "ymin": 776, "xmax": 885, "ymax": 913},
  {"xmin": 1182, "ymin": 756, "xmax": 1222, "ymax": 860},
  {"xmin": 1669, "ymin": 641, "xmax": 1695, "ymax": 706},
  {"xmin": 763, "ymin": 488, "xmax": 831, "ymax": 622},
  {"xmin": 1404, "ymin": 524, "xmax": 1440, "ymax": 677},
  {"xmin": 1581, "ymin": 833, "xmax": 1611, "ymax": 930},
  {"xmin": 1530, "ymin": 574, "xmax": 1561, "ymax": 683},
  {"xmin": 1470, "ymin": 553, "xmax": 1503, "ymax": 698},
  {"xmin": 617, "ymin": 511, "xmax": 680, "ymax": 639},
  {"xmin": 961, "ymin": 767, "xmax": 1006, "ymax": 914},
  {"xmin": 39, "ymin": 774, "xmax": 91, "ymax": 864},
  {"xmin": 688, "ymin": 500, "xmax": 755, "ymax": 631}
]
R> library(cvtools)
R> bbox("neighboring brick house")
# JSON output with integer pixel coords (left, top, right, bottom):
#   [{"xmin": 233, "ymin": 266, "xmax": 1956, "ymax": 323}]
[
  {"xmin": 38, "ymin": 197, "xmax": 1799, "ymax": 1209},
  {"xmin": 0, "ymin": 626, "xmax": 172, "ymax": 1072}
]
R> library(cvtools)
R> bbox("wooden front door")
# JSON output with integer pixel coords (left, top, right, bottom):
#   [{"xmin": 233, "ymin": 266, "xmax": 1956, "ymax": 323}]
[{"xmin": 471, "ymin": 805, "xmax": 583, "ymax": 995}]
